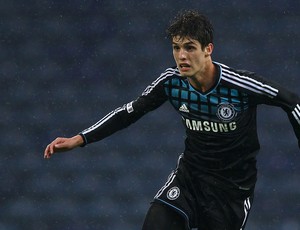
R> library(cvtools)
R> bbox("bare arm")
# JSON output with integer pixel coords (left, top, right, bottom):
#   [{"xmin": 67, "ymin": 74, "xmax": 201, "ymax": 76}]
[{"xmin": 44, "ymin": 135, "xmax": 84, "ymax": 159}]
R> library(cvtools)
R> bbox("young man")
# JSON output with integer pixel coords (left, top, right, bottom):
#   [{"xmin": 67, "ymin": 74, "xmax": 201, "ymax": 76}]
[{"xmin": 44, "ymin": 10, "xmax": 300, "ymax": 230}]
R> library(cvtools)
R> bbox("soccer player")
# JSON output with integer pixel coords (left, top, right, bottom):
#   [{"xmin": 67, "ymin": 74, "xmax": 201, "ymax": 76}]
[{"xmin": 44, "ymin": 10, "xmax": 300, "ymax": 230}]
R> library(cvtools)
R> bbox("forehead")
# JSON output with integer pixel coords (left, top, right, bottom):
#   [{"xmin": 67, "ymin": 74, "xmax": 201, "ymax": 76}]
[{"xmin": 172, "ymin": 36, "xmax": 201, "ymax": 46}]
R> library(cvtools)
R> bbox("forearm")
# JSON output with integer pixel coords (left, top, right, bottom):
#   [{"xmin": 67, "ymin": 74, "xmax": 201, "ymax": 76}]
[
  {"xmin": 79, "ymin": 103, "xmax": 146, "ymax": 145},
  {"xmin": 79, "ymin": 79, "xmax": 167, "ymax": 146}
]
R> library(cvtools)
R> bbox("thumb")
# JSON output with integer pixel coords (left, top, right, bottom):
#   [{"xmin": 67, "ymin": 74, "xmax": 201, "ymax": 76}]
[
  {"xmin": 54, "ymin": 142, "xmax": 69, "ymax": 150},
  {"xmin": 54, "ymin": 143, "xmax": 62, "ymax": 148}
]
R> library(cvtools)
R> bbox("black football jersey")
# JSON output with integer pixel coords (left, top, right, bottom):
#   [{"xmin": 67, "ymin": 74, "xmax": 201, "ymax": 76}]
[{"xmin": 80, "ymin": 62, "xmax": 300, "ymax": 189}]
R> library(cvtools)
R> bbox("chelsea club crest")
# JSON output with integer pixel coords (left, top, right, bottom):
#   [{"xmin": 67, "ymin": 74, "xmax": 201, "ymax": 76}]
[
  {"xmin": 167, "ymin": 187, "xmax": 180, "ymax": 200},
  {"xmin": 216, "ymin": 103, "xmax": 236, "ymax": 122}
]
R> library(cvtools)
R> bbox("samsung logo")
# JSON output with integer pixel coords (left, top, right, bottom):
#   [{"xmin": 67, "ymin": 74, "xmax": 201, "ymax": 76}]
[{"xmin": 183, "ymin": 118, "xmax": 237, "ymax": 133}]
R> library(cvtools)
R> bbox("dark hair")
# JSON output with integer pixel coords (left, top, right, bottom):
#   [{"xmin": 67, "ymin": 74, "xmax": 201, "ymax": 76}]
[{"xmin": 166, "ymin": 10, "xmax": 214, "ymax": 48}]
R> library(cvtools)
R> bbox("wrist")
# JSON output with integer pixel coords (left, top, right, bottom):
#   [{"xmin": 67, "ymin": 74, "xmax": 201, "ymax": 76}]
[
  {"xmin": 72, "ymin": 135, "xmax": 85, "ymax": 147},
  {"xmin": 77, "ymin": 133, "xmax": 87, "ymax": 147}
]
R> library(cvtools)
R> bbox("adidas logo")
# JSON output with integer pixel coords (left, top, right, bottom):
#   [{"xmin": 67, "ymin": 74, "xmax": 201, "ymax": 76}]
[{"xmin": 179, "ymin": 104, "xmax": 189, "ymax": 113}]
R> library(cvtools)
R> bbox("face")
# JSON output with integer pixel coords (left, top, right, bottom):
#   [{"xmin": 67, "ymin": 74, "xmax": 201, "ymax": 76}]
[{"xmin": 172, "ymin": 36, "xmax": 213, "ymax": 78}]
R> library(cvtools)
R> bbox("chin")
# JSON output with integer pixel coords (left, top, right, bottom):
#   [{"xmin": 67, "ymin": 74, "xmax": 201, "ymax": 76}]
[{"xmin": 179, "ymin": 72, "xmax": 191, "ymax": 77}]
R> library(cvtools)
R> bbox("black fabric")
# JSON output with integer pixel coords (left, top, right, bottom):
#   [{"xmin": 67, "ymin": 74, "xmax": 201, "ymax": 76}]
[
  {"xmin": 81, "ymin": 63, "xmax": 300, "ymax": 189},
  {"xmin": 153, "ymin": 158, "xmax": 255, "ymax": 230},
  {"xmin": 142, "ymin": 202, "xmax": 187, "ymax": 230}
]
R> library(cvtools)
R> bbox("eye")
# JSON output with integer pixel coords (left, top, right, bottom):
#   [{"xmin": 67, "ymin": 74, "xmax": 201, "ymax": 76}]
[
  {"xmin": 172, "ymin": 45, "xmax": 180, "ymax": 51},
  {"xmin": 186, "ymin": 45, "xmax": 196, "ymax": 51}
]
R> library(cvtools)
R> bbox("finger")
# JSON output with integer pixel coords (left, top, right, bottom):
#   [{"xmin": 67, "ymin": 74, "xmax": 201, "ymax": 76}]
[
  {"xmin": 45, "ymin": 142, "xmax": 57, "ymax": 159},
  {"xmin": 49, "ymin": 143, "xmax": 54, "ymax": 155},
  {"xmin": 44, "ymin": 145, "xmax": 51, "ymax": 159},
  {"xmin": 53, "ymin": 143, "xmax": 65, "ymax": 152},
  {"xmin": 52, "ymin": 138, "xmax": 63, "ymax": 151},
  {"xmin": 44, "ymin": 152, "xmax": 50, "ymax": 159},
  {"xmin": 52, "ymin": 138, "xmax": 66, "ymax": 150}
]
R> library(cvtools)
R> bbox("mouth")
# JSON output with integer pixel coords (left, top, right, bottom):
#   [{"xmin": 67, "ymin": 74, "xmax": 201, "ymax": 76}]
[{"xmin": 179, "ymin": 63, "xmax": 191, "ymax": 72}]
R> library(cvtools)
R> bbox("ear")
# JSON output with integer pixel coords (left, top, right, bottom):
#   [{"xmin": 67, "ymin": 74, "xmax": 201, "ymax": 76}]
[{"xmin": 205, "ymin": 43, "xmax": 214, "ymax": 56}]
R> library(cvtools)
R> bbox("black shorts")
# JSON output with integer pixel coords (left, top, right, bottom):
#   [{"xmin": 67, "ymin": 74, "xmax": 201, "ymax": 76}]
[{"xmin": 153, "ymin": 155, "xmax": 254, "ymax": 230}]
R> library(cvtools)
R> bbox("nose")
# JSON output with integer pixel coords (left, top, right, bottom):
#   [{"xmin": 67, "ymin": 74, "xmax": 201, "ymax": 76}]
[{"xmin": 178, "ymin": 49, "xmax": 187, "ymax": 60}]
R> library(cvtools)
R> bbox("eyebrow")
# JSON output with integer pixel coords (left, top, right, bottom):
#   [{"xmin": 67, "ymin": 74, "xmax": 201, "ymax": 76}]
[{"xmin": 172, "ymin": 41, "xmax": 197, "ymax": 46}]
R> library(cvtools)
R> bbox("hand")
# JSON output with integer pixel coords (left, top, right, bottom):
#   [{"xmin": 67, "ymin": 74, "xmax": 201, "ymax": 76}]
[{"xmin": 44, "ymin": 135, "xmax": 84, "ymax": 159}]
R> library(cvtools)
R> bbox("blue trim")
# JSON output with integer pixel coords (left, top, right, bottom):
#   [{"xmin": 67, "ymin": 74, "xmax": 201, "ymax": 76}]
[{"xmin": 155, "ymin": 198, "xmax": 191, "ymax": 230}]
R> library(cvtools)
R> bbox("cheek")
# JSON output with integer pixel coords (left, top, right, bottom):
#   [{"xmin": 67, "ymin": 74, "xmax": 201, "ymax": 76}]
[
  {"xmin": 193, "ymin": 55, "xmax": 204, "ymax": 65},
  {"xmin": 173, "ymin": 53, "xmax": 180, "ymax": 63},
  {"xmin": 173, "ymin": 51, "xmax": 177, "ymax": 58}
]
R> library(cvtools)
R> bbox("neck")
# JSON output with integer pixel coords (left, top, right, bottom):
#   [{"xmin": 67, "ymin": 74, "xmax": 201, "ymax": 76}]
[{"xmin": 188, "ymin": 61, "xmax": 217, "ymax": 92}]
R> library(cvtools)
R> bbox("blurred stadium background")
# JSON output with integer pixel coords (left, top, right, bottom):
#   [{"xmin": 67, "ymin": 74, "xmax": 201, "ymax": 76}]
[{"xmin": 1, "ymin": 0, "xmax": 299, "ymax": 229}]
